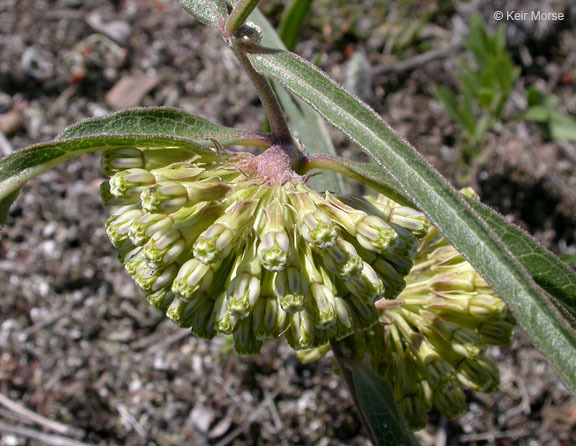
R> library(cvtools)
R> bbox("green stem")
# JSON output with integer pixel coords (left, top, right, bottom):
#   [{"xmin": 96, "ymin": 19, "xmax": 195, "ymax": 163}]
[
  {"xmin": 225, "ymin": 0, "xmax": 261, "ymax": 36},
  {"xmin": 304, "ymin": 154, "xmax": 414, "ymax": 207},
  {"xmin": 231, "ymin": 41, "xmax": 293, "ymax": 143}
]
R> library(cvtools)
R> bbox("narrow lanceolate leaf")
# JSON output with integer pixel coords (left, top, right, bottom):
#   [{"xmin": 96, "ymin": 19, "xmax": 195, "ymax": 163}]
[
  {"xmin": 351, "ymin": 364, "xmax": 419, "ymax": 446},
  {"xmin": 247, "ymin": 48, "xmax": 576, "ymax": 392},
  {"xmin": 0, "ymin": 189, "xmax": 20, "ymax": 226},
  {"xmin": 278, "ymin": 0, "xmax": 313, "ymax": 51},
  {"xmin": 466, "ymin": 198, "xmax": 576, "ymax": 320},
  {"xmin": 178, "ymin": 0, "xmax": 228, "ymax": 27},
  {"xmin": 225, "ymin": 0, "xmax": 261, "ymax": 35},
  {"xmin": 250, "ymin": 10, "xmax": 347, "ymax": 194},
  {"xmin": 0, "ymin": 108, "xmax": 269, "ymax": 228}
]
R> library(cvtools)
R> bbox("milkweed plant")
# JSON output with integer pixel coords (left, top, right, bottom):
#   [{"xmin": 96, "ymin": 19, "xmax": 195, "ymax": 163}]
[{"xmin": 1, "ymin": 1, "xmax": 575, "ymax": 444}]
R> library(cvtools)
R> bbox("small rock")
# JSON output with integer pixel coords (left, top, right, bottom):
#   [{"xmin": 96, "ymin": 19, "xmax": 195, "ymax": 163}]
[
  {"xmin": 87, "ymin": 12, "xmax": 132, "ymax": 46},
  {"xmin": 21, "ymin": 46, "xmax": 53, "ymax": 80},
  {"xmin": 190, "ymin": 405, "xmax": 216, "ymax": 433},
  {"xmin": 0, "ymin": 109, "xmax": 23, "ymax": 136},
  {"xmin": 105, "ymin": 74, "xmax": 160, "ymax": 109}
]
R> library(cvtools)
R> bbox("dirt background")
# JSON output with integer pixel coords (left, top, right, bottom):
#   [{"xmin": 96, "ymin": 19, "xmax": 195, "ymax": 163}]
[{"xmin": 1, "ymin": 0, "xmax": 576, "ymax": 445}]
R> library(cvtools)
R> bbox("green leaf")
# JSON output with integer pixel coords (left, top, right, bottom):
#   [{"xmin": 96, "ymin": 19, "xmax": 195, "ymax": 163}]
[
  {"xmin": 467, "ymin": 198, "xmax": 576, "ymax": 318},
  {"xmin": 549, "ymin": 112, "xmax": 576, "ymax": 142},
  {"xmin": 250, "ymin": 9, "xmax": 346, "ymax": 194},
  {"xmin": 178, "ymin": 0, "xmax": 228, "ymax": 27},
  {"xmin": 0, "ymin": 107, "xmax": 269, "ymax": 222},
  {"xmin": 519, "ymin": 105, "xmax": 550, "ymax": 122},
  {"xmin": 0, "ymin": 188, "xmax": 20, "ymax": 227},
  {"xmin": 225, "ymin": 0, "xmax": 261, "ymax": 35},
  {"xmin": 247, "ymin": 48, "xmax": 576, "ymax": 392},
  {"xmin": 351, "ymin": 363, "xmax": 419, "ymax": 445},
  {"xmin": 278, "ymin": 0, "xmax": 313, "ymax": 51}
]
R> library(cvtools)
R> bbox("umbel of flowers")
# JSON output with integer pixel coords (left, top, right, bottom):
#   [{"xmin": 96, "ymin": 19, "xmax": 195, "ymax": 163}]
[
  {"xmin": 100, "ymin": 144, "xmax": 429, "ymax": 354},
  {"xmin": 299, "ymin": 194, "xmax": 516, "ymax": 429}
]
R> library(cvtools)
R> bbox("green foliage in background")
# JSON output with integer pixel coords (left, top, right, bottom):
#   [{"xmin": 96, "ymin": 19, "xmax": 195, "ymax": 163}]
[
  {"xmin": 434, "ymin": 14, "xmax": 520, "ymax": 160},
  {"xmin": 520, "ymin": 87, "xmax": 576, "ymax": 142}
]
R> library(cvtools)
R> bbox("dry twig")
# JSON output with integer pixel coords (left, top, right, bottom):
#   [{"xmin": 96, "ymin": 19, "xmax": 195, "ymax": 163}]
[
  {"xmin": 0, "ymin": 421, "xmax": 94, "ymax": 446},
  {"xmin": 0, "ymin": 392, "xmax": 85, "ymax": 438}
]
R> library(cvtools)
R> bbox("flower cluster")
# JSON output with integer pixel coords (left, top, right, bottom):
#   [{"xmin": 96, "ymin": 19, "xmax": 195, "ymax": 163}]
[
  {"xmin": 299, "ymin": 195, "xmax": 515, "ymax": 429},
  {"xmin": 100, "ymin": 145, "xmax": 429, "ymax": 354}
]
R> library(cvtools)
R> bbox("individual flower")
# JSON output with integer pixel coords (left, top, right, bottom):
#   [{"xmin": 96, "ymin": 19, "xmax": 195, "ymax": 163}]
[
  {"xmin": 299, "ymin": 195, "xmax": 516, "ymax": 429},
  {"xmin": 100, "ymin": 144, "xmax": 429, "ymax": 353}
]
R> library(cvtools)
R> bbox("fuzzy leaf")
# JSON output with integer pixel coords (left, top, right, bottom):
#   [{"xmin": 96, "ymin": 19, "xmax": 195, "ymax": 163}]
[
  {"xmin": 0, "ymin": 107, "xmax": 268, "ymax": 228},
  {"xmin": 178, "ymin": 0, "xmax": 228, "ymax": 27},
  {"xmin": 248, "ymin": 48, "xmax": 576, "ymax": 392},
  {"xmin": 351, "ymin": 363, "xmax": 419, "ymax": 445}
]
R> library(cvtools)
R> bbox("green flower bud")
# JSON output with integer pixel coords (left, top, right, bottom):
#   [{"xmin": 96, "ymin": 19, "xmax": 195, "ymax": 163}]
[
  {"xmin": 101, "ymin": 148, "xmax": 144, "ymax": 176},
  {"xmin": 477, "ymin": 316, "xmax": 516, "ymax": 346},
  {"xmin": 109, "ymin": 168, "xmax": 156, "ymax": 200},
  {"xmin": 325, "ymin": 296, "xmax": 355, "ymax": 340},
  {"xmin": 227, "ymin": 242, "xmax": 262, "ymax": 318},
  {"xmin": 286, "ymin": 307, "xmax": 318, "ymax": 350},
  {"xmin": 141, "ymin": 181, "xmax": 189, "ymax": 213},
  {"xmin": 321, "ymin": 238, "xmax": 363, "ymax": 281},
  {"xmin": 345, "ymin": 292, "xmax": 378, "ymax": 330},
  {"xmin": 133, "ymin": 263, "xmax": 179, "ymax": 293},
  {"xmin": 172, "ymin": 258, "xmax": 214, "ymax": 300},
  {"xmin": 300, "ymin": 246, "xmax": 336, "ymax": 327},
  {"xmin": 419, "ymin": 311, "xmax": 483, "ymax": 360},
  {"xmin": 143, "ymin": 203, "xmax": 221, "ymax": 267},
  {"xmin": 166, "ymin": 296, "xmax": 200, "ymax": 328},
  {"xmin": 273, "ymin": 265, "xmax": 308, "ymax": 313},
  {"xmin": 397, "ymin": 354, "xmax": 431, "ymax": 431},
  {"xmin": 128, "ymin": 212, "xmax": 174, "ymax": 246},
  {"xmin": 188, "ymin": 295, "xmax": 217, "ymax": 340},
  {"xmin": 150, "ymin": 162, "xmax": 204, "ymax": 182},
  {"xmin": 296, "ymin": 344, "xmax": 331, "ymax": 364},
  {"xmin": 430, "ymin": 270, "xmax": 492, "ymax": 293},
  {"xmin": 372, "ymin": 257, "xmax": 406, "ymax": 300},
  {"xmin": 100, "ymin": 181, "xmax": 139, "ymax": 206},
  {"xmin": 105, "ymin": 205, "xmax": 143, "ymax": 248},
  {"xmin": 253, "ymin": 297, "xmax": 287, "ymax": 340},
  {"xmin": 146, "ymin": 288, "xmax": 175, "ymax": 312},
  {"xmin": 143, "ymin": 228, "xmax": 186, "ymax": 267},
  {"xmin": 233, "ymin": 318, "xmax": 262, "ymax": 355},
  {"xmin": 388, "ymin": 206, "xmax": 429, "ymax": 238},
  {"xmin": 193, "ymin": 200, "xmax": 257, "ymax": 264},
  {"xmin": 212, "ymin": 292, "xmax": 239, "ymax": 334},
  {"xmin": 456, "ymin": 355, "xmax": 500, "ymax": 392},
  {"xmin": 413, "ymin": 339, "xmax": 467, "ymax": 419},
  {"xmin": 323, "ymin": 195, "xmax": 398, "ymax": 253},
  {"xmin": 257, "ymin": 198, "xmax": 290, "ymax": 271},
  {"xmin": 101, "ymin": 148, "xmax": 193, "ymax": 176},
  {"xmin": 345, "ymin": 261, "xmax": 384, "ymax": 303},
  {"xmin": 387, "ymin": 225, "xmax": 419, "ymax": 259},
  {"xmin": 289, "ymin": 190, "xmax": 337, "ymax": 248}
]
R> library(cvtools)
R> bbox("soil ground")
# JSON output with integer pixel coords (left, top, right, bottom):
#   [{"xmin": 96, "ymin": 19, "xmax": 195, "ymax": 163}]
[{"xmin": 1, "ymin": 1, "xmax": 575, "ymax": 445}]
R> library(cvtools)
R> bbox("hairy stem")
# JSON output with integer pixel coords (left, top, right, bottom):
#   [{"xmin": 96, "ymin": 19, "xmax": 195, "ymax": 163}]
[
  {"xmin": 225, "ymin": 0, "xmax": 262, "ymax": 36},
  {"xmin": 231, "ymin": 41, "xmax": 296, "ymax": 155},
  {"xmin": 304, "ymin": 154, "xmax": 414, "ymax": 207}
]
